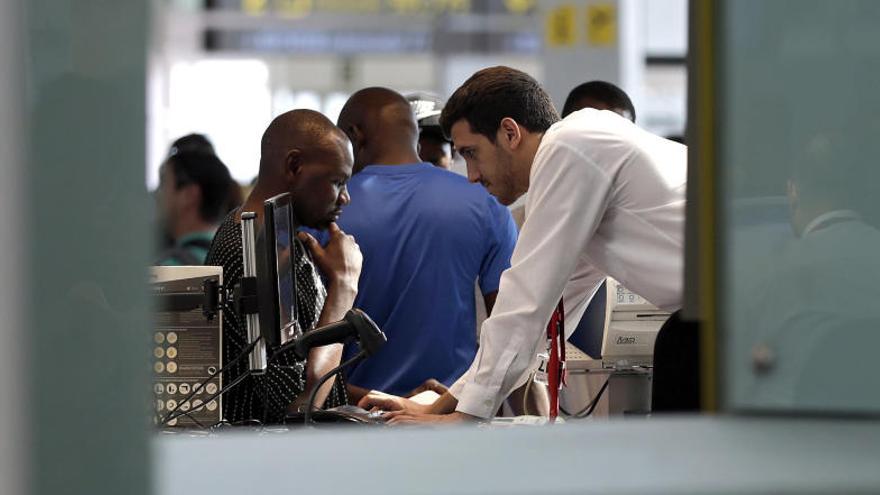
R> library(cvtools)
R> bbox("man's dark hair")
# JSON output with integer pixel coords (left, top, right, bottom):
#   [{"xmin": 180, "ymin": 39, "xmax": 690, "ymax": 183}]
[
  {"xmin": 168, "ymin": 133, "xmax": 215, "ymax": 157},
  {"xmin": 561, "ymin": 80, "xmax": 636, "ymax": 121},
  {"xmin": 440, "ymin": 66, "xmax": 559, "ymax": 143},
  {"xmin": 790, "ymin": 130, "xmax": 877, "ymax": 215},
  {"xmin": 166, "ymin": 151, "xmax": 238, "ymax": 223}
]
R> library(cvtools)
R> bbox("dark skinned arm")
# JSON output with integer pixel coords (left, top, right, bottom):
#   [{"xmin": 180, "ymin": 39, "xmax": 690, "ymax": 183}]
[{"xmin": 292, "ymin": 223, "xmax": 362, "ymax": 411}]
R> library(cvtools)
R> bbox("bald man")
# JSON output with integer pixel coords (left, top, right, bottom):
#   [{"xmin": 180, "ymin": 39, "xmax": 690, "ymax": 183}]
[
  {"xmin": 326, "ymin": 87, "xmax": 518, "ymax": 398},
  {"xmin": 205, "ymin": 109, "xmax": 364, "ymax": 424}
]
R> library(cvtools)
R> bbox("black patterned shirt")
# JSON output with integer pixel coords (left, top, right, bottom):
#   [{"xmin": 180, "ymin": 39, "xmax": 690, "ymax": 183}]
[{"xmin": 205, "ymin": 210, "xmax": 347, "ymax": 424}]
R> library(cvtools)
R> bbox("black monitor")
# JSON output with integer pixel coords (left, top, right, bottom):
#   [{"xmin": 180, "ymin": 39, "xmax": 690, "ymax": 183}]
[
  {"xmin": 255, "ymin": 192, "xmax": 298, "ymax": 349},
  {"xmin": 567, "ymin": 280, "xmax": 607, "ymax": 359}
]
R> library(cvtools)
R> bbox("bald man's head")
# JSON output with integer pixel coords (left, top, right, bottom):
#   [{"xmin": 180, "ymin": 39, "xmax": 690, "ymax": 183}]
[
  {"xmin": 256, "ymin": 109, "xmax": 354, "ymax": 229},
  {"xmin": 336, "ymin": 87, "xmax": 420, "ymax": 171}
]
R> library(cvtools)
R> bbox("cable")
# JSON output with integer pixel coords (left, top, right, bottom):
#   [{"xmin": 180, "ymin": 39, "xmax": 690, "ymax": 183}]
[
  {"xmin": 160, "ymin": 337, "xmax": 260, "ymax": 426},
  {"xmin": 521, "ymin": 372, "xmax": 535, "ymax": 415},
  {"xmin": 304, "ymin": 350, "xmax": 367, "ymax": 425},
  {"xmin": 261, "ymin": 378, "xmax": 269, "ymax": 426},
  {"xmin": 160, "ymin": 338, "xmax": 257, "ymax": 426},
  {"xmin": 170, "ymin": 407, "xmax": 210, "ymax": 429},
  {"xmin": 560, "ymin": 377, "xmax": 610, "ymax": 418},
  {"xmin": 163, "ymin": 369, "xmax": 252, "ymax": 424}
]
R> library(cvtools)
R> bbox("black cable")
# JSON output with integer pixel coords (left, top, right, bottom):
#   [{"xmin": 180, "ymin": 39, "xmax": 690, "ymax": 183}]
[
  {"xmin": 560, "ymin": 377, "xmax": 611, "ymax": 418},
  {"xmin": 160, "ymin": 337, "xmax": 260, "ymax": 426},
  {"xmin": 304, "ymin": 350, "xmax": 367, "ymax": 425},
  {"xmin": 261, "ymin": 378, "xmax": 269, "ymax": 426},
  {"xmin": 169, "ymin": 407, "xmax": 210, "ymax": 429},
  {"xmin": 160, "ymin": 338, "xmax": 255, "ymax": 426},
  {"xmin": 163, "ymin": 369, "xmax": 252, "ymax": 424},
  {"xmin": 521, "ymin": 372, "xmax": 535, "ymax": 415}
]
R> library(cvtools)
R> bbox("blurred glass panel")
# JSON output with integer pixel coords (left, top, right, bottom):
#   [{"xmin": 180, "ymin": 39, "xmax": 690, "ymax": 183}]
[
  {"xmin": 24, "ymin": 0, "xmax": 151, "ymax": 492},
  {"xmin": 720, "ymin": 1, "xmax": 880, "ymax": 413}
]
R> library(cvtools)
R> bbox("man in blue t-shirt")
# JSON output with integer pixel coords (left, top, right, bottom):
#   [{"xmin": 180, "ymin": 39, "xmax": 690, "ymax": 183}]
[{"xmin": 329, "ymin": 87, "xmax": 517, "ymax": 396}]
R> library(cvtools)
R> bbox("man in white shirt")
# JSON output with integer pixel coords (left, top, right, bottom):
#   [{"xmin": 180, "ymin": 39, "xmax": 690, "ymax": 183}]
[{"xmin": 359, "ymin": 66, "xmax": 687, "ymax": 422}]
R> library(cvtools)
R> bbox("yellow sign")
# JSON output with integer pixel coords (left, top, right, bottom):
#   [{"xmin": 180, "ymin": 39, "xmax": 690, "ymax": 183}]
[
  {"xmin": 242, "ymin": 0, "xmax": 268, "ymax": 15},
  {"xmin": 504, "ymin": 0, "xmax": 535, "ymax": 14},
  {"xmin": 387, "ymin": 0, "xmax": 422, "ymax": 14},
  {"xmin": 315, "ymin": 0, "xmax": 378, "ymax": 13},
  {"xmin": 447, "ymin": 0, "xmax": 470, "ymax": 13},
  {"xmin": 275, "ymin": 0, "xmax": 313, "ymax": 16},
  {"xmin": 587, "ymin": 4, "xmax": 617, "ymax": 46},
  {"xmin": 545, "ymin": 4, "xmax": 577, "ymax": 48}
]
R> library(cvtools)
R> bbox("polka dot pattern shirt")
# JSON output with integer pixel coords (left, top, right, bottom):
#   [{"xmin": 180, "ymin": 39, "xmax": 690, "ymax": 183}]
[{"xmin": 205, "ymin": 210, "xmax": 347, "ymax": 424}]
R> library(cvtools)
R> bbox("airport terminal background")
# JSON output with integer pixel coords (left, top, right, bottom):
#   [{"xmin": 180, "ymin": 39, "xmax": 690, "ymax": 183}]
[{"xmin": 2, "ymin": 1, "xmax": 880, "ymax": 495}]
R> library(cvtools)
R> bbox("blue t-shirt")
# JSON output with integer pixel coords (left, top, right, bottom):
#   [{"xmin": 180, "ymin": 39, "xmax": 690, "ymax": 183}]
[{"xmin": 327, "ymin": 163, "xmax": 517, "ymax": 395}]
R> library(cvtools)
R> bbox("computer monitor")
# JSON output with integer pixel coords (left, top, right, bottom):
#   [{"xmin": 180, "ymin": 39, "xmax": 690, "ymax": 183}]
[
  {"xmin": 567, "ymin": 280, "xmax": 607, "ymax": 360},
  {"xmin": 600, "ymin": 278, "xmax": 668, "ymax": 366},
  {"xmin": 255, "ymin": 192, "xmax": 299, "ymax": 348},
  {"xmin": 566, "ymin": 278, "xmax": 669, "ymax": 370}
]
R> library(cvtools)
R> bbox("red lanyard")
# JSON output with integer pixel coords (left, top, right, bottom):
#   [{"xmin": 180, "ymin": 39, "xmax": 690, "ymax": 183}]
[{"xmin": 546, "ymin": 298, "xmax": 566, "ymax": 422}]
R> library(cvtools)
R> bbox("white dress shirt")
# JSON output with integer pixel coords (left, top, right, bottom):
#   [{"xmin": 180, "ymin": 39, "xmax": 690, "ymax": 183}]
[{"xmin": 449, "ymin": 109, "xmax": 687, "ymax": 418}]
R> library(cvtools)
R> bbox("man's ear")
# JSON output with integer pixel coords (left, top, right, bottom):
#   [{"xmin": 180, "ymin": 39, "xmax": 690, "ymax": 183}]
[
  {"xmin": 284, "ymin": 148, "xmax": 303, "ymax": 182},
  {"xmin": 497, "ymin": 117, "xmax": 522, "ymax": 151},
  {"xmin": 345, "ymin": 125, "xmax": 366, "ymax": 153}
]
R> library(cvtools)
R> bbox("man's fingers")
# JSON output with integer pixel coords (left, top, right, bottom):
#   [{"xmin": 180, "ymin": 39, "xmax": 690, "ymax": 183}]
[
  {"xmin": 385, "ymin": 413, "xmax": 435, "ymax": 426},
  {"xmin": 358, "ymin": 395, "xmax": 399, "ymax": 411},
  {"xmin": 327, "ymin": 222, "xmax": 342, "ymax": 236},
  {"xmin": 297, "ymin": 231, "xmax": 320, "ymax": 250},
  {"xmin": 424, "ymin": 379, "xmax": 448, "ymax": 394},
  {"xmin": 356, "ymin": 394, "xmax": 376, "ymax": 409},
  {"xmin": 385, "ymin": 413, "xmax": 416, "ymax": 425}
]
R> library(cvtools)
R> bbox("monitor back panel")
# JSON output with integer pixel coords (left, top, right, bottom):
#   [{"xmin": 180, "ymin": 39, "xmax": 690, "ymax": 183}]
[{"xmin": 151, "ymin": 266, "xmax": 223, "ymax": 427}]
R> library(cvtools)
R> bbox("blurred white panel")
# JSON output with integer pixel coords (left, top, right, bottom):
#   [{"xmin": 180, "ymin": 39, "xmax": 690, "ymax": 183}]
[
  {"xmin": 156, "ymin": 417, "xmax": 880, "ymax": 495},
  {"xmin": 271, "ymin": 87, "xmax": 297, "ymax": 116},
  {"xmin": 150, "ymin": 59, "xmax": 272, "ymax": 185},
  {"xmin": 289, "ymin": 90, "xmax": 322, "ymax": 112},
  {"xmin": 641, "ymin": 65, "xmax": 687, "ymax": 137},
  {"xmin": 323, "ymin": 91, "xmax": 350, "ymax": 124},
  {"xmin": 274, "ymin": 57, "xmax": 340, "ymax": 91},
  {"xmin": 442, "ymin": 55, "xmax": 542, "ymax": 98},
  {"xmin": 644, "ymin": 0, "xmax": 688, "ymax": 56},
  {"xmin": 356, "ymin": 55, "xmax": 435, "ymax": 91}
]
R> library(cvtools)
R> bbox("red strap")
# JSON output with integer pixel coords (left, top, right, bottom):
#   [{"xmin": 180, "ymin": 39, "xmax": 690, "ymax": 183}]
[{"xmin": 547, "ymin": 298, "xmax": 566, "ymax": 423}]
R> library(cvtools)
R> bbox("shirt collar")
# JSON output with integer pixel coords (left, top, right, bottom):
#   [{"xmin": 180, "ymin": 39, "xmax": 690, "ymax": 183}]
[
  {"xmin": 358, "ymin": 163, "xmax": 434, "ymax": 175},
  {"xmin": 176, "ymin": 229, "xmax": 216, "ymax": 246},
  {"xmin": 802, "ymin": 209, "xmax": 862, "ymax": 236}
]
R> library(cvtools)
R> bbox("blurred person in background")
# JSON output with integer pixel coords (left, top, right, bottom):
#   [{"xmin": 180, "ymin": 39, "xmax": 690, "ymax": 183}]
[
  {"xmin": 407, "ymin": 92, "xmax": 454, "ymax": 170},
  {"xmin": 741, "ymin": 128, "xmax": 880, "ymax": 408},
  {"xmin": 167, "ymin": 132, "xmax": 216, "ymax": 157},
  {"xmin": 155, "ymin": 151, "xmax": 240, "ymax": 265},
  {"xmin": 561, "ymin": 80, "xmax": 636, "ymax": 122}
]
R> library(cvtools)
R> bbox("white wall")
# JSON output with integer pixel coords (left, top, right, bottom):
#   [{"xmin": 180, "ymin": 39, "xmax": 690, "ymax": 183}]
[{"xmin": 644, "ymin": 0, "xmax": 688, "ymax": 56}]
